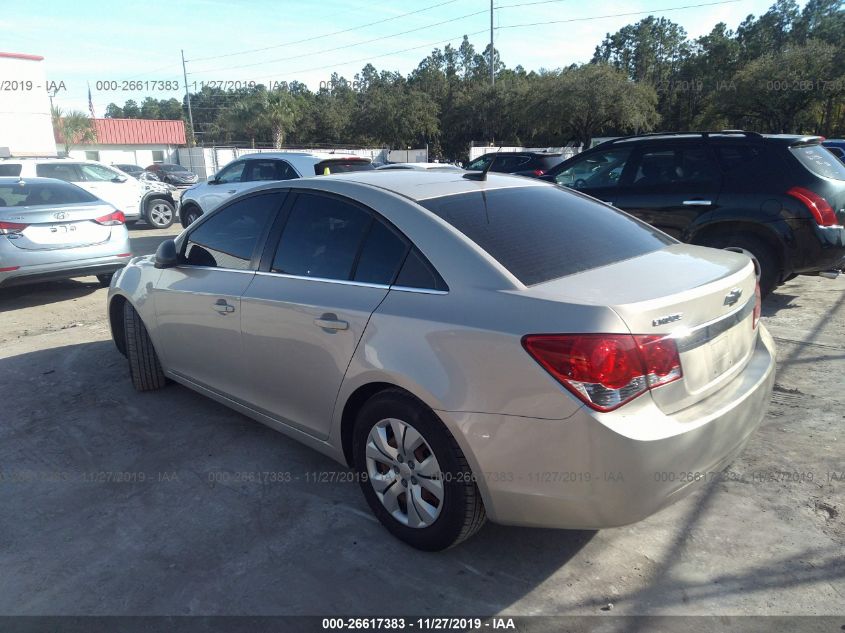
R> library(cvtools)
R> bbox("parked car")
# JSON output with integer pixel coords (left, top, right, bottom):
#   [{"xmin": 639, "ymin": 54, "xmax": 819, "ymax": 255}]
[
  {"xmin": 113, "ymin": 163, "xmax": 149, "ymax": 179},
  {"xmin": 465, "ymin": 151, "xmax": 565, "ymax": 178},
  {"xmin": 108, "ymin": 171, "xmax": 774, "ymax": 550},
  {"xmin": 377, "ymin": 162, "xmax": 464, "ymax": 172},
  {"xmin": 822, "ymin": 139, "xmax": 845, "ymax": 163},
  {"xmin": 177, "ymin": 152, "xmax": 374, "ymax": 227},
  {"xmin": 0, "ymin": 177, "xmax": 131, "ymax": 287},
  {"xmin": 0, "ymin": 158, "xmax": 143, "ymax": 223},
  {"xmin": 543, "ymin": 131, "xmax": 845, "ymax": 295},
  {"xmin": 145, "ymin": 163, "xmax": 199, "ymax": 187}
]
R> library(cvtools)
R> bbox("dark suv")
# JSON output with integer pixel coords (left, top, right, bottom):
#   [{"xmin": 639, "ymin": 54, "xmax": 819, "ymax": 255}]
[
  {"xmin": 544, "ymin": 131, "xmax": 845, "ymax": 294},
  {"xmin": 466, "ymin": 151, "xmax": 564, "ymax": 178}
]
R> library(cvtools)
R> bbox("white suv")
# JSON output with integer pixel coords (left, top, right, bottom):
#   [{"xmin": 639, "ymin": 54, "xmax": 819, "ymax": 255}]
[
  {"xmin": 177, "ymin": 152, "xmax": 374, "ymax": 227},
  {"xmin": 0, "ymin": 159, "xmax": 144, "ymax": 222}
]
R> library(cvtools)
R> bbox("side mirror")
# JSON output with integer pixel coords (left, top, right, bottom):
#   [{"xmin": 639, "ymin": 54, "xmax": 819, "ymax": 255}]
[
  {"xmin": 538, "ymin": 174, "xmax": 555, "ymax": 183},
  {"xmin": 112, "ymin": 176, "xmax": 127, "ymax": 183},
  {"xmin": 207, "ymin": 177, "xmax": 219, "ymax": 185},
  {"xmin": 155, "ymin": 239, "xmax": 179, "ymax": 269}
]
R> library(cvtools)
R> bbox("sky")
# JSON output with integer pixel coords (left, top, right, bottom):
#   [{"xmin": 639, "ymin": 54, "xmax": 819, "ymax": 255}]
[{"xmin": 1, "ymin": 0, "xmax": 797, "ymax": 115}]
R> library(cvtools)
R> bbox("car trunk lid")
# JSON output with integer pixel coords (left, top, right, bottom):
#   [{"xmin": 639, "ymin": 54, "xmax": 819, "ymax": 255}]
[
  {"xmin": 1, "ymin": 203, "xmax": 115, "ymax": 250},
  {"xmin": 526, "ymin": 243, "xmax": 759, "ymax": 413}
]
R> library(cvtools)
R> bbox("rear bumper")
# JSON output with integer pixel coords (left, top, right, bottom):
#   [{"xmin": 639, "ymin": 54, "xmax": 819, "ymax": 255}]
[
  {"xmin": 440, "ymin": 326, "xmax": 776, "ymax": 529},
  {"xmin": 793, "ymin": 224, "xmax": 845, "ymax": 274},
  {"xmin": 0, "ymin": 254, "xmax": 131, "ymax": 288}
]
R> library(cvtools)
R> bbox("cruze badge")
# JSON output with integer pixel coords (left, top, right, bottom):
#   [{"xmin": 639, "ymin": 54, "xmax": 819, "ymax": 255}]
[
  {"xmin": 53, "ymin": 211, "xmax": 67, "ymax": 220},
  {"xmin": 723, "ymin": 288, "xmax": 743, "ymax": 306},
  {"xmin": 653, "ymin": 313, "xmax": 682, "ymax": 327}
]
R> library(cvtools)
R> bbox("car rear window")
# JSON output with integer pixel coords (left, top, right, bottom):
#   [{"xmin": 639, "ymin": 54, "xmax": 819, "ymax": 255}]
[
  {"xmin": 534, "ymin": 156, "xmax": 564, "ymax": 170},
  {"xmin": 314, "ymin": 159, "xmax": 374, "ymax": 175},
  {"xmin": 419, "ymin": 186, "xmax": 673, "ymax": 286},
  {"xmin": 790, "ymin": 145, "xmax": 845, "ymax": 180},
  {"xmin": 0, "ymin": 181, "xmax": 99, "ymax": 207}
]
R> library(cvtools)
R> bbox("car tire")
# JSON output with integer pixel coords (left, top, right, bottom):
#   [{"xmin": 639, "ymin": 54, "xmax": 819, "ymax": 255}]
[
  {"xmin": 181, "ymin": 205, "xmax": 202, "ymax": 228},
  {"xmin": 702, "ymin": 234, "xmax": 779, "ymax": 297},
  {"xmin": 96, "ymin": 274, "xmax": 113, "ymax": 287},
  {"xmin": 353, "ymin": 389, "xmax": 486, "ymax": 551},
  {"xmin": 145, "ymin": 198, "xmax": 175, "ymax": 229},
  {"xmin": 123, "ymin": 302, "xmax": 167, "ymax": 392}
]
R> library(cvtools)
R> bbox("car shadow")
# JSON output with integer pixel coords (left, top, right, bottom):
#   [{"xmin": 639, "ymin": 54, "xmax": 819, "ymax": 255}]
[
  {"xmin": 0, "ymin": 278, "xmax": 102, "ymax": 309},
  {"xmin": 0, "ymin": 341, "xmax": 594, "ymax": 616}
]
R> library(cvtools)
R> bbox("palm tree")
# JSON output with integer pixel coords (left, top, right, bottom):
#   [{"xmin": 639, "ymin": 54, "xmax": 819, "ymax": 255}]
[{"xmin": 52, "ymin": 106, "xmax": 97, "ymax": 155}]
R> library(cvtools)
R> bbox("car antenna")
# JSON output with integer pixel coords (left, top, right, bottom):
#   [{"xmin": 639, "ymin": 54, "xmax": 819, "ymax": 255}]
[{"xmin": 463, "ymin": 147, "xmax": 500, "ymax": 181}]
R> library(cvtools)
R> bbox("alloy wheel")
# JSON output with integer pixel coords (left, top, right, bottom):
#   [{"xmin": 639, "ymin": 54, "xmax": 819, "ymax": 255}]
[
  {"xmin": 365, "ymin": 417, "xmax": 444, "ymax": 528},
  {"xmin": 147, "ymin": 201, "xmax": 174, "ymax": 228}
]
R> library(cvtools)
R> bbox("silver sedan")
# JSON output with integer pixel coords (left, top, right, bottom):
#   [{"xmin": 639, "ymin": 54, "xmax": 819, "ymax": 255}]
[
  {"xmin": 0, "ymin": 177, "xmax": 131, "ymax": 288},
  {"xmin": 107, "ymin": 171, "xmax": 775, "ymax": 550}
]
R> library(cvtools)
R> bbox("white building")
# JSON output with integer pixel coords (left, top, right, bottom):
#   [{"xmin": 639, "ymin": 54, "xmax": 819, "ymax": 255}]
[
  {"xmin": 0, "ymin": 52, "xmax": 57, "ymax": 157},
  {"xmin": 60, "ymin": 118, "xmax": 187, "ymax": 166}
]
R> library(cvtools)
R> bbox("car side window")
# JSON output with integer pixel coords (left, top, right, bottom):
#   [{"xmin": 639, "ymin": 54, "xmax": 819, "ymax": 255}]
[
  {"xmin": 276, "ymin": 160, "xmax": 298, "ymax": 180},
  {"xmin": 394, "ymin": 247, "xmax": 448, "ymax": 291},
  {"xmin": 243, "ymin": 160, "xmax": 282, "ymax": 182},
  {"xmin": 630, "ymin": 146, "xmax": 719, "ymax": 190},
  {"xmin": 353, "ymin": 219, "xmax": 409, "ymax": 285},
  {"xmin": 0, "ymin": 164, "xmax": 22, "ymax": 177},
  {"xmin": 35, "ymin": 163, "xmax": 83, "ymax": 182},
  {"xmin": 555, "ymin": 148, "xmax": 632, "ymax": 190},
  {"xmin": 466, "ymin": 156, "xmax": 492, "ymax": 171},
  {"xmin": 271, "ymin": 193, "xmax": 372, "ymax": 280},
  {"xmin": 78, "ymin": 163, "xmax": 119, "ymax": 182},
  {"xmin": 216, "ymin": 161, "xmax": 245, "ymax": 184},
  {"xmin": 183, "ymin": 193, "xmax": 281, "ymax": 270}
]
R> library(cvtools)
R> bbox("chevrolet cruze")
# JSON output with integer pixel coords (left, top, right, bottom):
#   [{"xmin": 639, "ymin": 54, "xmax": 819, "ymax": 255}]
[{"xmin": 107, "ymin": 171, "xmax": 776, "ymax": 550}]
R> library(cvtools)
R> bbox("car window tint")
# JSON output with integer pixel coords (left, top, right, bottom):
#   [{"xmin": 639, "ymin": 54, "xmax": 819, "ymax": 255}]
[
  {"xmin": 184, "ymin": 193, "xmax": 280, "ymax": 270},
  {"xmin": 272, "ymin": 193, "xmax": 372, "ymax": 280},
  {"xmin": 0, "ymin": 181, "xmax": 98, "ymax": 207},
  {"xmin": 0, "ymin": 164, "xmax": 22, "ymax": 177},
  {"xmin": 555, "ymin": 148, "xmax": 632, "ymax": 190},
  {"xmin": 466, "ymin": 156, "xmax": 491, "ymax": 171},
  {"xmin": 312, "ymin": 160, "xmax": 374, "ymax": 175},
  {"xmin": 353, "ymin": 219, "xmax": 409, "ymax": 285},
  {"xmin": 79, "ymin": 163, "xmax": 119, "ymax": 182},
  {"xmin": 244, "ymin": 160, "xmax": 283, "ymax": 182},
  {"xmin": 790, "ymin": 145, "xmax": 845, "ymax": 180},
  {"xmin": 277, "ymin": 161, "xmax": 298, "ymax": 180},
  {"xmin": 394, "ymin": 247, "xmax": 447, "ymax": 290},
  {"xmin": 216, "ymin": 162, "xmax": 245, "ymax": 184},
  {"xmin": 35, "ymin": 163, "xmax": 81, "ymax": 182},
  {"xmin": 631, "ymin": 146, "xmax": 719, "ymax": 189},
  {"xmin": 420, "ymin": 186, "xmax": 672, "ymax": 286}
]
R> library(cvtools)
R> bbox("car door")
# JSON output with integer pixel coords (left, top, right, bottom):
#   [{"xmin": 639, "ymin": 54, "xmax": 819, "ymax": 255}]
[
  {"xmin": 613, "ymin": 143, "xmax": 722, "ymax": 239},
  {"xmin": 240, "ymin": 191, "xmax": 410, "ymax": 439},
  {"xmin": 153, "ymin": 192, "xmax": 284, "ymax": 400},
  {"xmin": 551, "ymin": 146, "xmax": 634, "ymax": 206},
  {"xmin": 76, "ymin": 163, "xmax": 143, "ymax": 219},
  {"xmin": 201, "ymin": 160, "xmax": 247, "ymax": 212}
]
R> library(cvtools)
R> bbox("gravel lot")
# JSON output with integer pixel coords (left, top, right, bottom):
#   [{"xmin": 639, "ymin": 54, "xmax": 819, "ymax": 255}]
[{"xmin": 0, "ymin": 224, "xmax": 843, "ymax": 617}]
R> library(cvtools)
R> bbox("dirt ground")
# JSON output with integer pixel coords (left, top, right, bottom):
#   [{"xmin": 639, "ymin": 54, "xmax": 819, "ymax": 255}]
[{"xmin": 0, "ymin": 225, "xmax": 843, "ymax": 618}]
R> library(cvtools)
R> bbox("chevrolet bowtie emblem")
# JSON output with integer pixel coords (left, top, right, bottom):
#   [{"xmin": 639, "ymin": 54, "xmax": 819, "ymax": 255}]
[{"xmin": 724, "ymin": 288, "xmax": 743, "ymax": 306}]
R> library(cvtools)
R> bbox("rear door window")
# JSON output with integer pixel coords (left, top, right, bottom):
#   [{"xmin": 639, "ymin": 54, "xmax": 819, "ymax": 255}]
[
  {"xmin": 271, "ymin": 193, "xmax": 372, "ymax": 280},
  {"xmin": 0, "ymin": 164, "xmax": 22, "ymax": 177},
  {"xmin": 420, "ymin": 186, "xmax": 672, "ymax": 286},
  {"xmin": 35, "ymin": 163, "xmax": 83, "ymax": 182},
  {"xmin": 791, "ymin": 145, "xmax": 845, "ymax": 180}
]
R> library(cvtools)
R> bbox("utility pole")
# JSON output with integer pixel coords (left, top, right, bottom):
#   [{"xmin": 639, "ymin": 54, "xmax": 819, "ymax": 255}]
[
  {"xmin": 490, "ymin": 0, "xmax": 495, "ymax": 87},
  {"xmin": 181, "ymin": 49, "xmax": 195, "ymax": 172}
]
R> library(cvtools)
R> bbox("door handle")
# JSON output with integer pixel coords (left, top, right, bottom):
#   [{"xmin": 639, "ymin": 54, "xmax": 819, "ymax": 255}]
[
  {"xmin": 314, "ymin": 314, "xmax": 349, "ymax": 331},
  {"xmin": 227, "ymin": 189, "xmax": 237, "ymax": 194},
  {"xmin": 682, "ymin": 199, "xmax": 712, "ymax": 206},
  {"xmin": 212, "ymin": 299, "xmax": 235, "ymax": 314}
]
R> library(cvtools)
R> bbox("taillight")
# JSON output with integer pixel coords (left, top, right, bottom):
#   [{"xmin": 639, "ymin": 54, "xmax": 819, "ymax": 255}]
[
  {"xmin": 522, "ymin": 333, "xmax": 682, "ymax": 412},
  {"xmin": 532, "ymin": 169, "xmax": 545, "ymax": 177},
  {"xmin": 786, "ymin": 187, "xmax": 838, "ymax": 226},
  {"xmin": 752, "ymin": 280, "xmax": 762, "ymax": 330},
  {"xmin": 0, "ymin": 221, "xmax": 28, "ymax": 235},
  {"xmin": 94, "ymin": 211, "xmax": 125, "ymax": 226}
]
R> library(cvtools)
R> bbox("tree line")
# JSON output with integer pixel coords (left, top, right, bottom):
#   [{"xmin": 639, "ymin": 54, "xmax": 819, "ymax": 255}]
[{"xmin": 101, "ymin": 0, "xmax": 844, "ymax": 160}]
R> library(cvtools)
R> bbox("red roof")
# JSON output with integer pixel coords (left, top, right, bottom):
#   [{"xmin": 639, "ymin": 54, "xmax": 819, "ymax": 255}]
[
  {"xmin": 55, "ymin": 118, "xmax": 187, "ymax": 146},
  {"xmin": 0, "ymin": 52, "xmax": 44, "ymax": 61}
]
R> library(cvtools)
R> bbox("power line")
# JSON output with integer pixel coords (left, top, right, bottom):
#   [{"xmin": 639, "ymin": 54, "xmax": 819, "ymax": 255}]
[
  {"xmin": 189, "ymin": 7, "xmax": 489, "ymax": 74},
  {"xmin": 187, "ymin": 0, "xmax": 461, "ymax": 62},
  {"xmin": 498, "ymin": 0, "xmax": 741, "ymax": 29}
]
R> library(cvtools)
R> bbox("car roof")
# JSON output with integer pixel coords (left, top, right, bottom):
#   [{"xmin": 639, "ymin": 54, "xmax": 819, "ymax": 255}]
[
  {"xmin": 377, "ymin": 162, "xmax": 462, "ymax": 170},
  {"xmin": 477, "ymin": 151, "xmax": 562, "ymax": 158},
  {"xmin": 0, "ymin": 176, "xmax": 76, "ymax": 184},
  {"xmin": 238, "ymin": 152, "xmax": 369, "ymax": 162},
  {"xmin": 305, "ymin": 170, "xmax": 546, "ymax": 202}
]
